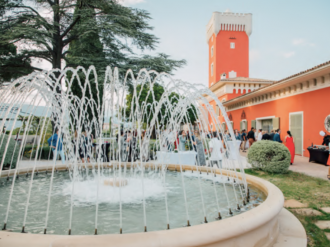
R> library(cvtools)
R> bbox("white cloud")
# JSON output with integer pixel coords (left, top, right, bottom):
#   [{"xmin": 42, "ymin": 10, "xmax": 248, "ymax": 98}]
[
  {"xmin": 250, "ymin": 49, "xmax": 261, "ymax": 62},
  {"xmin": 118, "ymin": 0, "xmax": 145, "ymax": 6},
  {"xmin": 292, "ymin": 38, "xmax": 316, "ymax": 47},
  {"xmin": 283, "ymin": 51, "xmax": 295, "ymax": 58},
  {"xmin": 292, "ymin": 38, "xmax": 304, "ymax": 45}
]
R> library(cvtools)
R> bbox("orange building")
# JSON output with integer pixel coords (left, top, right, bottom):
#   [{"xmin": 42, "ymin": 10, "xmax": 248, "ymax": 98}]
[
  {"xmin": 206, "ymin": 10, "xmax": 330, "ymax": 159},
  {"xmin": 207, "ymin": 10, "xmax": 252, "ymax": 87}
]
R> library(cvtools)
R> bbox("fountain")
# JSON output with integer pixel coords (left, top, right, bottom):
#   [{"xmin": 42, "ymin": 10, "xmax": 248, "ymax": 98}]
[{"xmin": 0, "ymin": 66, "xmax": 306, "ymax": 246}]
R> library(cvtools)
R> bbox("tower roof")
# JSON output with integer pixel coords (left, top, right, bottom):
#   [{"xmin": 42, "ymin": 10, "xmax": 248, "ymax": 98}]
[{"xmin": 206, "ymin": 11, "xmax": 252, "ymax": 43}]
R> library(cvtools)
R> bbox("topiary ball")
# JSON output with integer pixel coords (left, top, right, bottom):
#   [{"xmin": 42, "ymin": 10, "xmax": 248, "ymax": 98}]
[{"xmin": 247, "ymin": 140, "xmax": 291, "ymax": 174}]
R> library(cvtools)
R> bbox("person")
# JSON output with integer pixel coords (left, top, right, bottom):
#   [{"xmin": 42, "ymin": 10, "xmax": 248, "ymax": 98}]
[
  {"xmin": 166, "ymin": 129, "xmax": 174, "ymax": 151},
  {"xmin": 84, "ymin": 130, "xmax": 93, "ymax": 160},
  {"xmin": 321, "ymin": 131, "xmax": 330, "ymax": 146},
  {"xmin": 141, "ymin": 131, "xmax": 150, "ymax": 162},
  {"xmin": 285, "ymin": 131, "xmax": 295, "ymax": 165},
  {"xmin": 194, "ymin": 130, "xmax": 206, "ymax": 166},
  {"xmin": 273, "ymin": 129, "xmax": 282, "ymax": 143},
  {"xmin": 247, "ymin": 127, "xmax": 256, "ymax": 147},
  {"xmin": 241, "ymin": 129, "xmax": 247, "ymax": 152},
  {"xmin": 201, "ymin": 130, "xmax": 206, "ymax": 140},
  {"xmin": 319, "ymin": 131, "xmax": 330, "ymax": 180},
  {"xmin": 78, "ymin": 131, "xmax": 90, "ymax": 163},
  {"xmin": 257, "ymin": 129, "xmax": 263, "ymax": 141},
  {"xmin": 269, "ymin": 130, "xmax": 275, "ymax": 141},
  {"xmin": 48, "ymin": 129, "xmax": 65, "ymax": 164},
  {"xmin": 128, "ymin": 130, "xmax": 138, "ymax": 162},
  {"xmin": 234, "ymin": 129, "xmax": 241, "ymax": 141},
  {"xmin": 262, "ymin": 130, "xmax": 271, "ymax": 140},
  {"xmin": 119, "ymin": 131, "xmax": 127, "ymax": 161},
  {"xmin": 191, "ymin": 131, "xmax": 197, "ymax": 152},
  {"xmin": 224, "ymin": 130, "xmax": 231, "ymax": 141},
  {"xmin": 178, "ymin": 130, "xmax": 187, "ymax": 151},
  {"xmin": 209, "ymin": 132, "xmax": 223, "ymax": 168}
]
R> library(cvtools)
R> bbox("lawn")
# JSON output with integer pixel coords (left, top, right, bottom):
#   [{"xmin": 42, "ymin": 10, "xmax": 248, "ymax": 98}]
[{"xmin": 245, "ymin": 169, "xmax": 330, "ymax": 247}]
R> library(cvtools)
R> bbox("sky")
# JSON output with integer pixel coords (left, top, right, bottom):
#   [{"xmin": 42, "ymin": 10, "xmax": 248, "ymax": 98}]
[
  {"xmin": 31, "ymin": 0, "xmax": 330, "ymax": 87},
  {"xmin": 118, "ymin": 0, "xmax": 330, "ymax": 87}
]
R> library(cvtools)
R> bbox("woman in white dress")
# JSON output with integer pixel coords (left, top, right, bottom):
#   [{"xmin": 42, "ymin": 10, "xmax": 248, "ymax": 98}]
[{"xmin": 209, "ymin": 132, "xmax": 223, "ymax": 168}]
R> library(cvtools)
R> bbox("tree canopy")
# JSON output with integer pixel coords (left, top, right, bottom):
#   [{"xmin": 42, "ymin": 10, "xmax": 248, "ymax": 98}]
[
  {"xmin": 0, "ymin": 0, "xmax": 33, "ymax": 83},
  {"xmin": 0, "ymin": 0, "xmax": 186, "ymax": 85},
  {"xmin": 125, "ymin": 83, "xmax": 197, "ymax": 128}
]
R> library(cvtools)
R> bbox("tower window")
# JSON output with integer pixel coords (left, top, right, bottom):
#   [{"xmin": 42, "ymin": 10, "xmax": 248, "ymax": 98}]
[
  {"xmin": 230, "ymin": 42, "xmax": 235, "ymax": 49},
  {"xmin": 211, "ymin": 46, "xmax": 214, "ymax": 57},
  {"xmin": 211, "ymin": 63, "xmax": 214, "ymax": 76}
]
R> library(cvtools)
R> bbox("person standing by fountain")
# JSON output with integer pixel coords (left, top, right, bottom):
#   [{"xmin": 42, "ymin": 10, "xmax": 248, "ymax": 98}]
[
  {"xmin": 247, "ymin": 127, "xmax": 256, "ymax": 147},
  {"xmin": 178, "ymin": 130, "xmax": 187, "ymax": 151},
  {"xmin": 209, "ymin": 132, "xmax": 223, "ymax": 168},
  {"xmin": 48, "ymin": 129, "xmax": 65, "ymax": 164},
  {"xmin": 284, "ymin": 131, "xmax": 295, "ymax": 165},
  {"xmin": 141, "ymin": 131, "xmax": 150, "ymax": 162},
  {"xmin": 79, "ymin": 131, "xmax": 90, "ymax": 163},
  {"xmin": 84, "ymin": 130, "xmax": 93, "ymax": 161},
  {"xmin": 194, "ymin": 130, "xmax": 206, "ymax": 166}
]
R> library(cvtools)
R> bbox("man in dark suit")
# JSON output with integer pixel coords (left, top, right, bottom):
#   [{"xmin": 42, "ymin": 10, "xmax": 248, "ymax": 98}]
[
  {"xmin": 262, "ymin": 131, "xmax": 271, "ymax": 140},
  {"xmin": 247, "ymin": 127, "xmax": 256, "ymax": 147},
  {"xmin": 273, "ymin": 129, "xmax": 282, "ymax": 143},
  {"xmin": 269, "ymin": 130, "xmax": 275, "ymax": 141}
]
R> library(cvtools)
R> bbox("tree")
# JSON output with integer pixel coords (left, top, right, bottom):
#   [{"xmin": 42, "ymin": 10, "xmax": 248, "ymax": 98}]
[
  {"xmin": 65, "ymin": 2, "xmax": 106, "ymax": 134},
  {"xmin": 0, "ymin": 0, "xmax": 33, "ymax": 83},
  {"xmin": 0, "ymin": 0, "xmax": 186, "ymax": 84},
  {"xmin": 125, "ymin": 83, "xmax": 197, "ymax": 128}
]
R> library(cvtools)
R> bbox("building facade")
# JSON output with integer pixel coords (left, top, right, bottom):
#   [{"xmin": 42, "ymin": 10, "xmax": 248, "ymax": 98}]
[{"xmin": 206, "ymin": 10, "xmax": 330, "ymax": 158}]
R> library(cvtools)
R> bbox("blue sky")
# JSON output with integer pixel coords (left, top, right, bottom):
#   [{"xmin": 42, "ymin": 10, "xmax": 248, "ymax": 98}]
[{"xmin": 122, "ymin": 0, "xmax": 330, "ymax": 86}]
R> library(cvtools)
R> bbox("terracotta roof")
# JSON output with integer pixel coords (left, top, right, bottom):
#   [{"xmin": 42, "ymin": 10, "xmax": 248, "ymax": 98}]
[
  {"xmin": 223, "ymin": 60, "xmax": 330, "ymax": 104},
  {"xmin": 219, "ymin": 77, "xmax": 274, "ymax": 83}
]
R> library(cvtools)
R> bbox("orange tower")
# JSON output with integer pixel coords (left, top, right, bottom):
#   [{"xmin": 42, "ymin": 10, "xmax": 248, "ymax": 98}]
[{"xmin": 207, "ymin": 10, "xmax": 252, "ymax": 87}]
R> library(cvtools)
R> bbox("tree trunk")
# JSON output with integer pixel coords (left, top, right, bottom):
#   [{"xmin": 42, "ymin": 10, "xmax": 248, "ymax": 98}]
[{"xmin": 51, "ymin": 0, "xmax": 63, "ymax": 132}]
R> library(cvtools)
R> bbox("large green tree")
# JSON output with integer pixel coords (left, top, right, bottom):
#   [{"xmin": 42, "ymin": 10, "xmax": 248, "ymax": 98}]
[
  {"xmin": 125, "ymin": 83, "xmax": 197, "ymax": 128},
  {"xmin": 0, "ymin": 0, "xmax": 186, "ymax": 85},
  {"xmin": 0, "ymin": 0, "xmax": 33, "ymax": 83},
  {"xmin": 65, "ymin": 2, "xmax": 106, "ymax": 133}
]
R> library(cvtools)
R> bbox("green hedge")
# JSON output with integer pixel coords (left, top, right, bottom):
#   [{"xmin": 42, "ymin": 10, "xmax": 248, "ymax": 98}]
[
  {"xmin": 0, "ymin": 134, "xmax": 20, "ymax": 169},
  {"xmin": 247, "ymin": 140, "xmax": 291, "ymax": 174},
  {"xmin": 23, "ymin": 146, "xmax": 53, "ymax": 160}
]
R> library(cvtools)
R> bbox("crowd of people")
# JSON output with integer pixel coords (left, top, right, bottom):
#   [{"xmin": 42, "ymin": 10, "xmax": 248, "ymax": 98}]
[
  {"xmin": 163, "ymin": 129, "xmax": 224, "ymax": 168},
  {"xmin": 46, "ymin": 126, "xmax": 296, "ymax": 167}
]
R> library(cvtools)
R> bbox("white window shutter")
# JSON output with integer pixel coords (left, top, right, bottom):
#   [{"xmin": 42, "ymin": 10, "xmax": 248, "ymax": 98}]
[
  {"xmin": 272, "ymin": 117, "xmax": 280, "ymax": 130},
  {"xmin": 251, "ymin": 120, "xmax": 256, "ymax": 129}
]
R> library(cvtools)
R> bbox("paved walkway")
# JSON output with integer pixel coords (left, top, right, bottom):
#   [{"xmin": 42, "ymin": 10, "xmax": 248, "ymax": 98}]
[{"xmin": 240, "ymin": 150, "xmax": 330, "ymax": 180}]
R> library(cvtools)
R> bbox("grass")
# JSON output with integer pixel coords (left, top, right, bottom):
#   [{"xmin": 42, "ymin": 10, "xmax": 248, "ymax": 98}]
[{"xmin": 245, "ymin": 169, "xmax": 330, "ymax": 247}]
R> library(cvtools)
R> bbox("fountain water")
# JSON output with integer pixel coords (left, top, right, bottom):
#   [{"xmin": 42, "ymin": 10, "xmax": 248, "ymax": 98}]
[{"xmin": 0, "ymin": 66, "xmax": 262, "ymax": 236}]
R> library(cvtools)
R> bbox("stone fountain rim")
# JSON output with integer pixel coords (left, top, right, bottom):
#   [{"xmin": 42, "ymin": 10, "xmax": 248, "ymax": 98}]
[{"xmin": 0, "ymin": 163, "xmax": 286, "ymax": 247}]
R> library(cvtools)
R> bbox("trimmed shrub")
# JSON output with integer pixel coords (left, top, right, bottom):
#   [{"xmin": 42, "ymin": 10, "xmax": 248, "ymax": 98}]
[
  {"xmin": 23, "ymin": 146, "xmax": 53, "ymax": 160},
  {"xmin": 247, "ymin": 140, "xmax": 291, "ymax": 174},
  {"xmin": 0, "ymin": 134, "xmax": 20, "ymax": 169}
]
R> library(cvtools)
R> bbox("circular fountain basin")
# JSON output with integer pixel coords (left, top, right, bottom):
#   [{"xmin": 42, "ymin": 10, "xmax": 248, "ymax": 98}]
[
  {"xmin": 0, "ymin": 164, "xmax": 306, "ymax": 247},
  {"xmin": 0, "ymin": 165, "xmax": 263, "ymax": 235}
]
